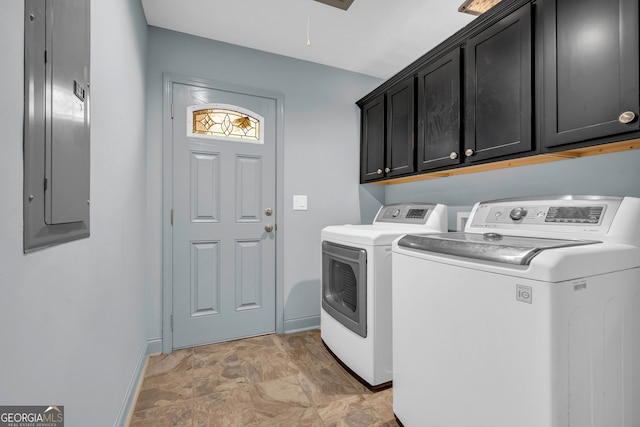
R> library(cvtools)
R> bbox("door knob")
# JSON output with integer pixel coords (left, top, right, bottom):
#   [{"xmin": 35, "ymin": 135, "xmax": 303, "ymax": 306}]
[
  {"xmin": 384, "ymin": 167, "xmax": 391, "ymax": 173},
  {"xmin": 619, "ymin": 111, "xmax": 636, "ymax": 124},
  {"xmin": 449, "ymin": 152, "xmax": 458, "ymax": 160},
  {"xmin": 376, "ymin": 168, "xmax": 383, "ymax": 175},
  {"xmin": 465, "ymin": 148, "xmax": 475, "ymax": 157},
  {"xmin": 265, "ymin": 223, "xmax": 274, "ymax": 232}
]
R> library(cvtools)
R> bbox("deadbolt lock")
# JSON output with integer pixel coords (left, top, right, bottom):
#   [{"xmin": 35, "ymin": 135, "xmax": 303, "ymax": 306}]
[{"xmin": 265, "ymin": 207, "xmax": 273, "ymax": 216}]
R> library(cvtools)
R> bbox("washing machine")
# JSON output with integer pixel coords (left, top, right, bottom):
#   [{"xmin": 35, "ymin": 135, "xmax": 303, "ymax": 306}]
[
  {"xmin": 321, "ymin": 202, "xmax": 447, "ymax": 388},
  {"xmin": 392, "ymin": 195, "xmax": 640, "ymax": 427}
]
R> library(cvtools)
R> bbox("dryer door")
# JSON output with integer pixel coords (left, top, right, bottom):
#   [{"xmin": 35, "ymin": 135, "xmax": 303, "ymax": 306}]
[{"xmin": 321, "ymin": 241, "xmax": 367, "ymax": 337}]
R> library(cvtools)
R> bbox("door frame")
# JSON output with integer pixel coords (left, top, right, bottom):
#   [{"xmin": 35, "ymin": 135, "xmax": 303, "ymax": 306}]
[{"xmin": 161, "ymin": 73, "xmax": 285, "ymax": 354}]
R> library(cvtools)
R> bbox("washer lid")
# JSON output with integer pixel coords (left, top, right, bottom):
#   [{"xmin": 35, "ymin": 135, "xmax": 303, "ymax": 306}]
[{"xmin": 397, "ymin": 232, "xmax": 601, "ymax": 265}]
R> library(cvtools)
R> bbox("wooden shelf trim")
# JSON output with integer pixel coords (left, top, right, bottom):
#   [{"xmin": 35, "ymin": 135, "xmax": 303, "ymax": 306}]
[{"xmin": 372, "ymin": 139, "xmax": 640, "ymax": 185}]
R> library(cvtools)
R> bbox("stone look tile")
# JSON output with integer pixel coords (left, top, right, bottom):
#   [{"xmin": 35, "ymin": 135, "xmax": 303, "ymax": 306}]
[
  {"xmin": 193, "ymin": 368, "xmax": 248, "ymax": 396},
  {"xmin": 193, "ymin": 387, "xmax": 256, "ymax": 427},
  {"xmin": 193, "ymin": 341, "xmax": 238, "ymax": 376},
  {"xmin": 318, "ymin": 391, "xmax": 400, "ymax": 427},
  {"xmin": 256, "ymin": 407, "xmax": 325, "ymax": 427},
  {"xmin": 272, "ymin": 329, "xmax": 322, "ymax": 351},
  {"xmin": 297, "ymin": 366, "xmax": 369, "ymax": 406},
  {"xmin": 131, "ymin": 400, "xmax": 193, "ymax": 427},
  {"xmin": 135, "ymin": 369, "xmax": 194, "ymax": 412},
  {"xmin": 362, "ymin": 388, "xmax": 399, "ymax": 425},
  {"xmin": 234, "ymin": 334, "xmax": 280, "ymax": 358},
  {"xmin": 249, "ymin": 375, "xmax": 319, "ymax": 426},
  {"xmin": 130, "ymin": 330, "xmax": 395, "ymax": 426},
  {"xmin": 146, "ymin": 348, "xmax": 193, "ymax": 377},
  {"xmin": 286, "ymin": 344, "xmax": 341, "ymax": 373},
  {"xmin": 242, "ymin": 347, "xmax": 300, "ymax": 384}
]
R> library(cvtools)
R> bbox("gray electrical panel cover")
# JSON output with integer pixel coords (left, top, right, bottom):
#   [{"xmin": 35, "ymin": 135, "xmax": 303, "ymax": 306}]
[{"xmin": 24, "ymin": 0, "xmax": 91, "ymax": 252}]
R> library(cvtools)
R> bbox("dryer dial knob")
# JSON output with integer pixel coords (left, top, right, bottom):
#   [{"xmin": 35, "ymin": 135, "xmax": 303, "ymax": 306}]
[{"xmin": 510, "ymin": 207, "xmax": 528, "ymax": 221}]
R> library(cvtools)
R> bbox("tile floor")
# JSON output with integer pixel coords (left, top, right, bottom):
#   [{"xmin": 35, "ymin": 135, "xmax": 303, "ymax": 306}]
[{"xmin": 129, "ymin": 329, "xmax": 399, "ymax": 426}]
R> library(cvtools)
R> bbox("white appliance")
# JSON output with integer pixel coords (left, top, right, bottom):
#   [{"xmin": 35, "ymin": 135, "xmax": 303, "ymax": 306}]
[
  {"xmin": 392, "ymin": 195, "xmax": 640, "ymax": 427},
  {"xmin": 321, "ymin": 202, "xmax": 448, "ymax": 388}
]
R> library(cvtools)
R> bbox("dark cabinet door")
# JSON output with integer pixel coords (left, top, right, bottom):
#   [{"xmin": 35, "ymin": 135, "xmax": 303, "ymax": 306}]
[
  {"xmin": 542, "ymin": 0, "xmax": 639, "ymax": 148},
  {"xmin": 386, "ymin": 77, "xmax": 415, "ymax": 177},
  {"xmin": 465, "ymin": 4, "xmax": 532, "ymax": 162},
  {"xmin": 360, "ymin": 95, "xmax": 386, "ymax": 182},
  {"xmin": 417, "ymin": 48, "xmax": 462, "ymax": 171}
]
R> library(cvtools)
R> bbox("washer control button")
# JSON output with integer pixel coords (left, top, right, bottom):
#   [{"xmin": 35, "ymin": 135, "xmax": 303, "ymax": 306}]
[{"xmin": 510, "ymin": 207, "xmax": 528, "ymax": 221}]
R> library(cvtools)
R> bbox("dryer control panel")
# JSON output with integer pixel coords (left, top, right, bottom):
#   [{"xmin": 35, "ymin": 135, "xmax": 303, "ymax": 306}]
[{"xmin": 375, "ymin": 203, "xmax": 436, "ymax": 225}]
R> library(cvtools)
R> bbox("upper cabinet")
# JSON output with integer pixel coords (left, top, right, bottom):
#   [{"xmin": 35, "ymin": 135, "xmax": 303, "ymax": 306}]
[
  {"xmin": 465, "ymin": 5, "xmax": 532, "ymax": 162},
  {"xmin": 386, "ymin": 77, "xmax": 416, "ymax": 178},
  {"xmin": 360, "ymin": 95, "xmax": 386, "ymax": 182},
  {"xmin": 417, "ymin": 48, "xmax": 462, "ymax": 171},
  {"xmin": 360, "ymin": 77, "xmax": 415, "ymax": 183},
  {"xmin": 358, "ymin": 0, "xmax": 640, "ymax": 183},
  {"xmin": 541, "ymin": 0, "xmax": 639, "ymax": 149}
]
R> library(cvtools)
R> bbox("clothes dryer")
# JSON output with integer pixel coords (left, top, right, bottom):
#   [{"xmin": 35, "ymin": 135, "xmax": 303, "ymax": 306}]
[
  {"xmin": 392, "ymin": 196, "xmax": 640, "ymax": 426},
  {"xmin": 321, "ymin": 203, "xmax": 447, "ymax": 388}
]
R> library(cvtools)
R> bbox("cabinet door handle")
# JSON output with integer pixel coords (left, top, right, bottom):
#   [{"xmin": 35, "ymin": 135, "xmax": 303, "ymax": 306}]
[
  {"xmin": 619, "ymin": 111, "xmax": 636, "ymax": 124},
  {"xmin": 384, "ymin": 167, "xmax": 391, "ymax": 173},
  {"xmin": 376, "ymin": 168, "xmax": 383, "ymax": 175},
  {"xmin": 449, "ymin": 152, "xmax": 458, "ymax": 160},
  {"xmin": 464, "ymin": 148, "xmax": 475, "ymax": 157}
]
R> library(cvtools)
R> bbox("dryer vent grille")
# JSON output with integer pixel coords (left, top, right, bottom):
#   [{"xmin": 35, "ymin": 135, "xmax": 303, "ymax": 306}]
[{"xmin": 313, "ymin": 0, "xmax": 355, "ymax": 11}]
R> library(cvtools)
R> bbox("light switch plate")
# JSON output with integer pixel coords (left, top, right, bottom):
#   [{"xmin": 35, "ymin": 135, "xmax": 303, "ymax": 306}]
[{"xmin": 293, "ymin": 195, "xmax": 308, "ymax": 210}]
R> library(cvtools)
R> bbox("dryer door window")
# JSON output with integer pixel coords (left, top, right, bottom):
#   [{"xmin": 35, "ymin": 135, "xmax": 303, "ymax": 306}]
[{"xmin": 322, "ymin": 241, "xmax": 367, "ymax": 338}]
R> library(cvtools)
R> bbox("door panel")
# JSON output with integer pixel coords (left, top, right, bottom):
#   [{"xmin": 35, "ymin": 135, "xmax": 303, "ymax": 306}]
[
  {"xmin": 191, "ymin": 241, "xmax": 220, "ymax": 315},
  {"xmin": 190, "ymin": 152, "xmax": 220, "ymax": 222},
  {"xmin": 235, "ymin": 155, "xmax": 262, "ymax": 222},
  {"xmin": 172, "ymin": 83, "xmax": 276, "ymax": 349},
  {"xmin": 236, "ymin": 239, "xmax": 263, "ymax": 310}
]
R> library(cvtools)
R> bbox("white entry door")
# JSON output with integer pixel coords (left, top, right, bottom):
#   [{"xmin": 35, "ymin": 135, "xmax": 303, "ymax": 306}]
[{"xmin": 171, "ymin": 82, "xmax": 277, "ymax": 349}]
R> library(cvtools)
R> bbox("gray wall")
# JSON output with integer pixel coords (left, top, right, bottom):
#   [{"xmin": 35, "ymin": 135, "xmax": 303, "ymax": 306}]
[
  {"xmin": 145, "ymin": 27, "xmax": 383, "ymax": 338},
  {"xmin": 0, "ymin": 0, "xmax": 149, "ymax": 425},
  {"xmin": 385, "ymin": 150, "xmax": 640, "ymax": 228}
]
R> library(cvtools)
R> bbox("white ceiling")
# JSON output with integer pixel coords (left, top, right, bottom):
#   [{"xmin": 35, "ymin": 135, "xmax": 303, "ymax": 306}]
[{"xmin": 140, "ymin": 0, "xmax": 477, "ymax": 80}]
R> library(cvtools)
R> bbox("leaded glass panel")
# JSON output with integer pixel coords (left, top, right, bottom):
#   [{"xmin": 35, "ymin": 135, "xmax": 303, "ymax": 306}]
[{"xmin": 187, "ymin": 104, "xmax": 263, "ymax": 144}]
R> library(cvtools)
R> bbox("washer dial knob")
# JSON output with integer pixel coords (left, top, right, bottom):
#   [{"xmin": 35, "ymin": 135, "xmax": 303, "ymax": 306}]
[
  {"xmin": 392, "ymin": 208, "xmax": 401, "ymax": 218},
  {"xmin": 510, "ymin": 207, "xmax": 528, "ymax": 221}
]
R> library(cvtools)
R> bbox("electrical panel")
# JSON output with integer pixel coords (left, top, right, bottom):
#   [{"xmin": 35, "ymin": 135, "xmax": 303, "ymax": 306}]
[{"xmin": 24, "ymin": 0, "xmax": 91, "ymax": 252}]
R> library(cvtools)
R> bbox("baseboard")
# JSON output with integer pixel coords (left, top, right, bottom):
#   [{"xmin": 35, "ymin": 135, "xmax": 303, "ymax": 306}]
[
  {"xmin": 283, "ymin": 315, "xmax": 320, "ymax": 333},
  {"xmin": 146, "ymin": 338, "xmax": 162, "ymax": 356},
  {"xmin": 114, "ymin": 338, "xmax": 161, "ymax": 427}
]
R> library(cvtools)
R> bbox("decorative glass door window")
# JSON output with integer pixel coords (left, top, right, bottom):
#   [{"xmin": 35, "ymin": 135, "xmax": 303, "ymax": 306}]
[{"xmin": 187, "ymin": 104, "xmax": 264, "ymax": 144}]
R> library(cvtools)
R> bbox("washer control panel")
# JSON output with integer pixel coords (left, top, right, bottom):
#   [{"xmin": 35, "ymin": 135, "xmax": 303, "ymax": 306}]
[
  {"xmin": 545, "ymin": 206, "xmax": 604, "ymax": 224},
  {"xmin": 485, "ymin": 205, "xmax": 605, "ymax": 225},
  {"xmin": 469, "ymin": 196, "xmax": 623, "ymax": 234}
]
